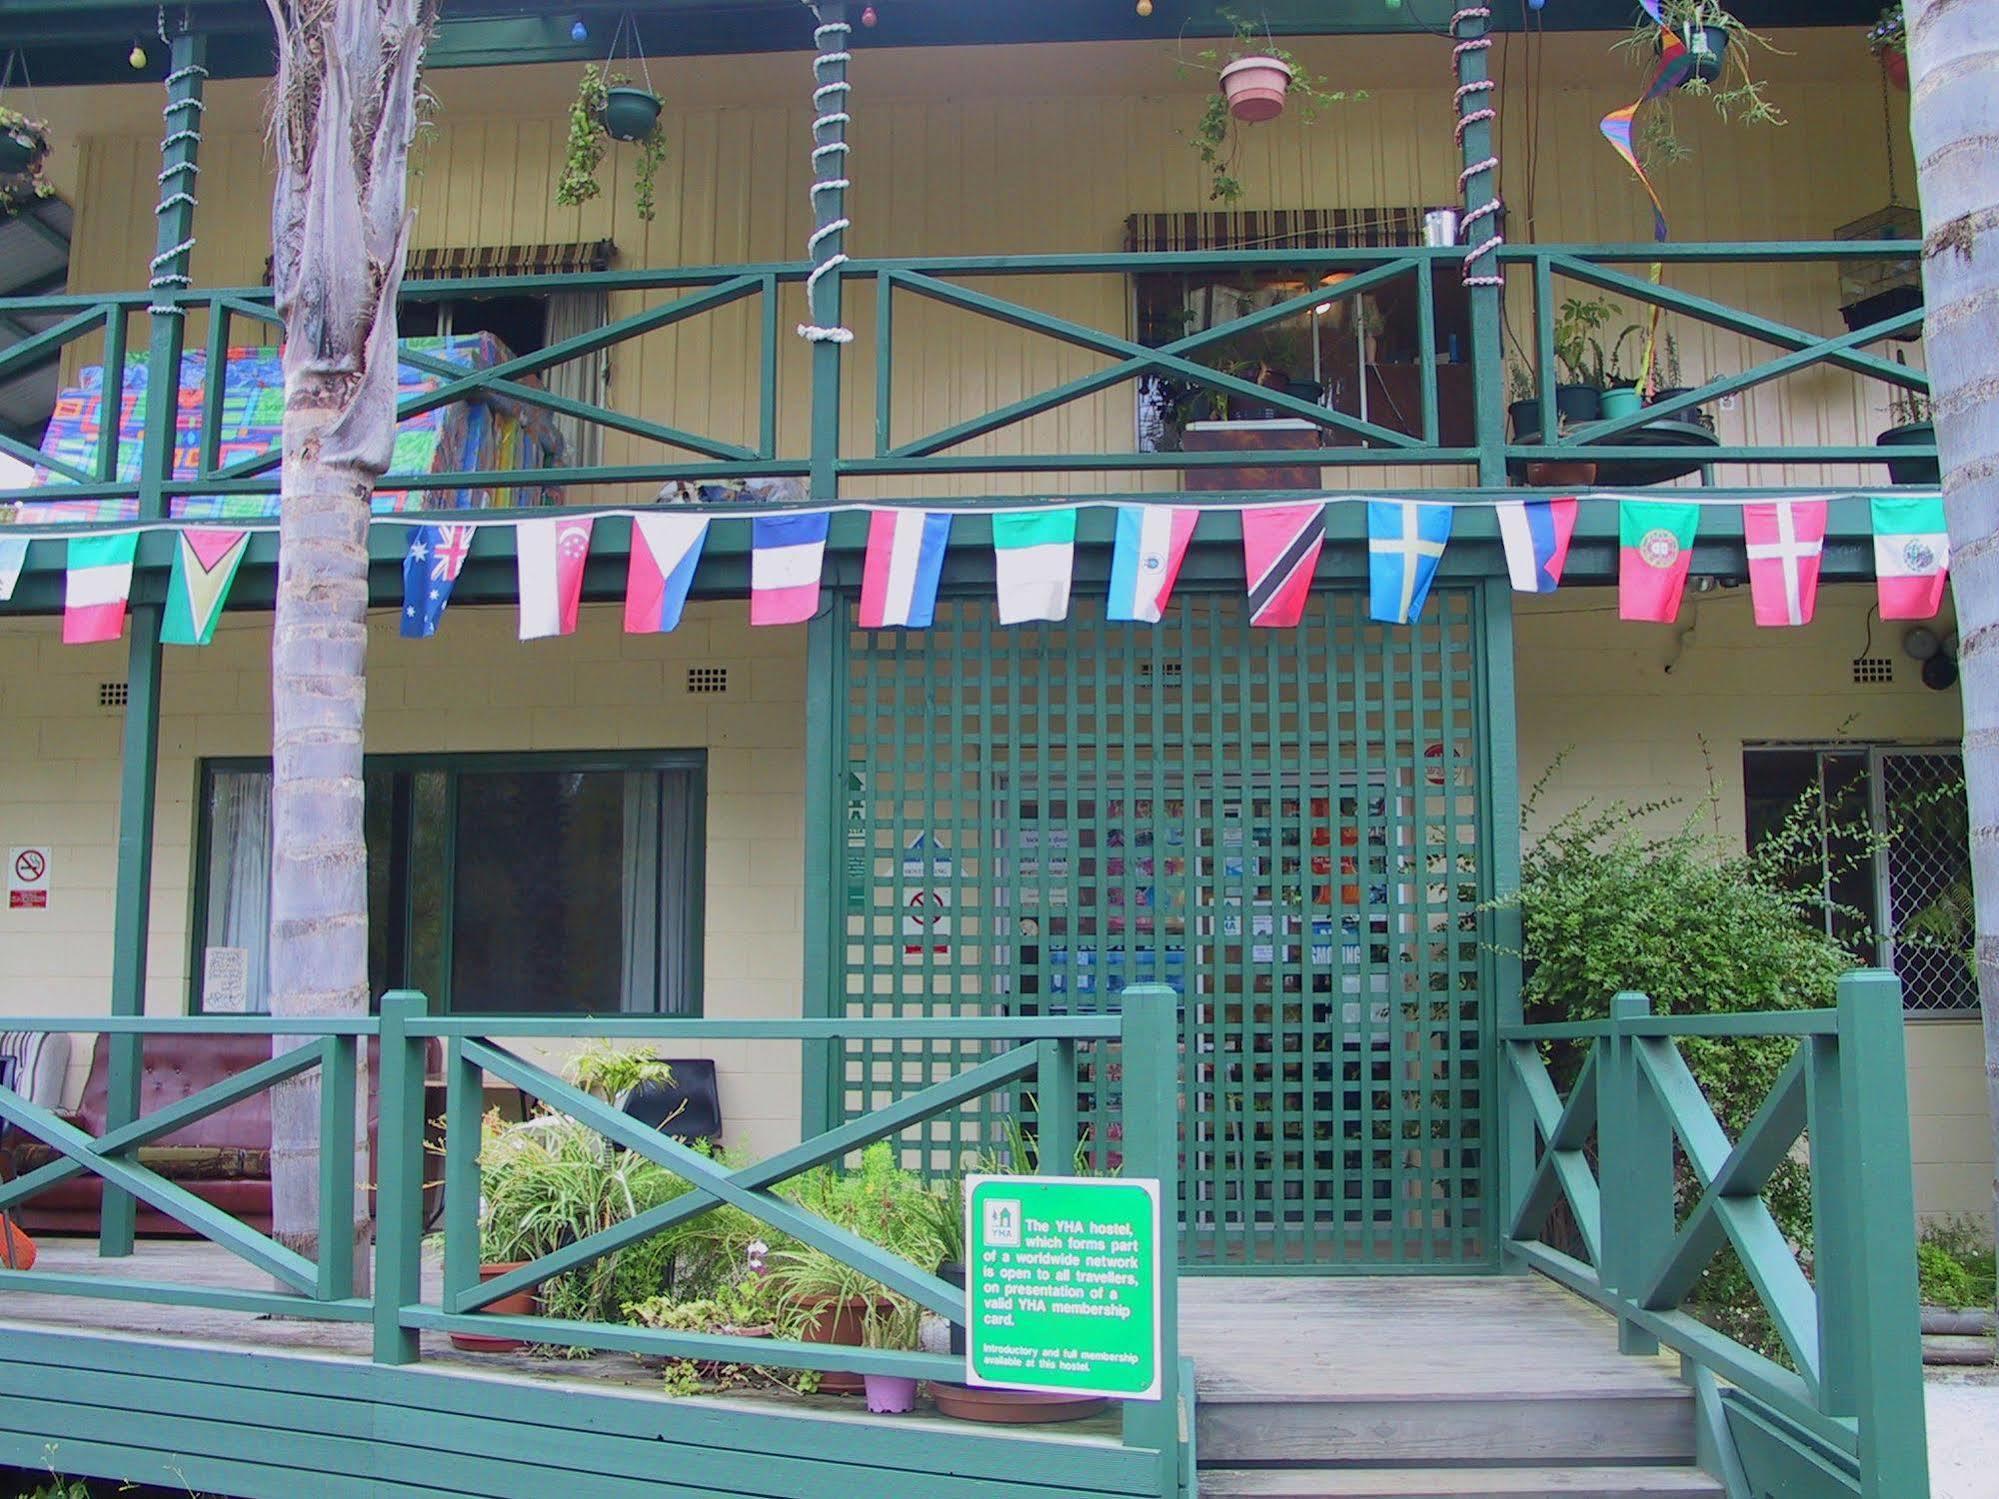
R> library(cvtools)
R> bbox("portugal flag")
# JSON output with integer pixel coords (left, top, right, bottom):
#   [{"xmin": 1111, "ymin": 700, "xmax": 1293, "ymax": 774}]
[{"xmin": 1617, "ymin": 500, "xmax": 1700, "ymax": 622}]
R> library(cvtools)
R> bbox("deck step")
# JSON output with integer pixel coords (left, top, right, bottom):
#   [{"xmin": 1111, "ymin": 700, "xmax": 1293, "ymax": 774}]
[
  {"xmin": 1197, "ymin": 1390, "xmax": 1697, "ymax": 1465},
  {"xmin": 1197, "ymin": 1465, "xmax": 1725, "ymax": 1497}
]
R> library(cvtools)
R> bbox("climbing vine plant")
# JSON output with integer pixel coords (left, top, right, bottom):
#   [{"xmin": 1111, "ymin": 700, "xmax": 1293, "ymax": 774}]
[{"xmin": 556, "ymin": 63, "xmax": 669, "ymax": 222}]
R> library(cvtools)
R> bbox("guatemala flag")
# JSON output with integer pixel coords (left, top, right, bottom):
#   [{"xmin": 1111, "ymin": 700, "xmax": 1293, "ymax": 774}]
[
  {"xmin": 1495, "ymin": 497, "xmax": 1578, "ymax": 595},
  {"xmin": 1107, "ymin": 505, "xmax": 1198, "ymax": 624},
  {"xmin": 401, "ymin": 523, "xmax": 476, "ymax": 639},
  {"xmin": 859, "ymin": 510, "xmax": 951, "ymax": 629},
  {"xmin": 1366, "ymin": 500, "xmax": 1453, "ymax": 625}
]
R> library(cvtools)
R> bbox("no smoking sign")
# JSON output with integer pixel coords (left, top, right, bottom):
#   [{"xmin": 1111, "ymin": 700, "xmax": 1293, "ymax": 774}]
[{"xmin": 9, "ymin": 847, "xmax": 49, "ymax": 910}]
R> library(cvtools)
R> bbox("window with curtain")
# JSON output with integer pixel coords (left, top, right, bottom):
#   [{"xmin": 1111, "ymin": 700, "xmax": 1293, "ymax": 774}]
[{"xmin": 194, "ymin": 754, "xmax": 704, "ymax": 1015}]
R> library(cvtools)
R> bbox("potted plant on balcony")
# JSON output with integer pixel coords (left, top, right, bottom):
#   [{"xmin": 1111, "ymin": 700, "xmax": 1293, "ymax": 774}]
[
  {"xmin": 1869, "ymin": 5, "xmax": 1909, "ymax": 92},
  {"xmin": 1552, "ymin": 295, "xmax": 1622, "ymax": 425},
  {"xmin": 556, "ymin": 63, "xmax": 670, "ymax": 222},
  {"xmin": 0, "ymin": 105, "xmax": 52, "ymax": 208},
  {"xmin": 1614, "ymin": 1, "xmax": 1785, "ymax": 169},
  {"xmin": 1878, "ymin": 383, "xmax": 1937, "ymax": 486},
  {"xmin": 1179, "ymin": 11, "xmax": 1363, "ymax": 203},
  {"xmin": 859, "ymin": 1294, "xmax": 925, "ymax": 1414}
]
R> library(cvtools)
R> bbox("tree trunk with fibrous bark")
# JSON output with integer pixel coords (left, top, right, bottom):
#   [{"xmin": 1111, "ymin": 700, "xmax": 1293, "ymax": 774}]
[{"xmin": 264, "ymin": 0, "xmax": 433, "ymax": 1289}]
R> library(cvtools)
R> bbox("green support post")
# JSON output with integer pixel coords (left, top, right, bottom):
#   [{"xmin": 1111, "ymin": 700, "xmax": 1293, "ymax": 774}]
[
  {"xmin": 101, "ymin": 27, "xmax": 207, "ymax": 1259},
  {"xmin": 1479, "ymin": 581, "xmax": 1529, "ymax": 1266},
  {"xmin": 1832, "ymin": 970, "xmax": 1929, "ymax": 1499},
  {"xmin": 314, "ymin": 1033, "xmax": 358, "ymax": 1301},
  {"xmin": 373, "ymin": 990, "xmax": 431, "ymax": 1366},
  {"xmin": 803, "ymin": 0, "xmax": 850, "ymax": 500},
  {"xmin": 440, "ymin": 1035, "xmax": 484, "ymax": 1310},
  {"xmin": 1034, "ymin": 1038, "xmax": 1078, "ymax": 1173},
  {"xmin": 800, "ymin": 604, "xmax": 839, "ymax": 1139},
  {"xmin": 1451, "ymin": 5, "xmax": 1507, "ymax": 487},
  {"xmin": 1603, "ymin": 992, "xmax": 1670, "ymax": 1355},
  {"xmin": 1118, "ymin": 985, "xmax": 1183, "ymax": 1499}
]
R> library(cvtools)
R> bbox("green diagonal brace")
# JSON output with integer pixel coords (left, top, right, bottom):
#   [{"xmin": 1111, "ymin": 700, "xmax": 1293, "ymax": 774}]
[
  {"xmin": 0, "ymin": 306, "xmax": 107, "ymax": 384},
  {"xmin": 1504, "ymin": 1043, "xmax": 1602, "ymax": 1265},
  {"xmin": 0, "ymin": 1086, "xmax": 320, "ymax": 1293},
  {"xmin": 887, "ymin": 261, "xmax": 1422, "ymax": 454},
  {"xmin": 460, "ymin": 1039, "xmax": 969, "ymax": 1320}
]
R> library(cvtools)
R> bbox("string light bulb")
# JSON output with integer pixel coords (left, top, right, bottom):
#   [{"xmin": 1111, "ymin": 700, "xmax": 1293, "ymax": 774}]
[
  {"xmin": 570, "ymin": 19, "xmax": 588, "ymax": 41},
  {"xmin": 1136, "ymin": 0, "xmax": 1153, "ymax": 14},
  {"xmin": 860, "ymin": 4, "xmax": 877, "ymax": 24},
  {"xmin": 128, "ymin": 42, "xmax": 148, "ymax": 68}
]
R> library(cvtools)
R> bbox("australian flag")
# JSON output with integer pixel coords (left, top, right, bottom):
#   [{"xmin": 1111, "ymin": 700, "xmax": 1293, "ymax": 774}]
[{"xmin": 401, "ymin": 523, "xmax": 476, "ymax": 639}]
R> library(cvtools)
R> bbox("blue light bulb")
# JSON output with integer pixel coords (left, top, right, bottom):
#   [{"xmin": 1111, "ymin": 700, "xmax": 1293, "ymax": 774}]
[
  {"xmin": 1527, "ymin": 0, "xmax": 1545, "ymax": 9},
  {"xmin": 570, "ymin": 19, "xmax": 588, "ymax": 41}
]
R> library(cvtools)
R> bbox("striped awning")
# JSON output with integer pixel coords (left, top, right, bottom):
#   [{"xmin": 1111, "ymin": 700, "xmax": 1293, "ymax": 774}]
[
  {"xmin": 262, "ymin": 240, "xmax": 615, "ymax": 286},
  {"xmin": 1123, "ymin": 208, "xmax": 1429, "ymax": 254}
]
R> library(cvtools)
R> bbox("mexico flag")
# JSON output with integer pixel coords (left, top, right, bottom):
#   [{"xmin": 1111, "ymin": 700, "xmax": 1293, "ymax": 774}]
[
  {"xmin": 1870, "ymin": 495, "xmax": 1950, "ymax": 620},
  {"xmin": 63, "ymin": 532, "xmax": 138, "ymax": 644},
  {"xmin": 1617, "ymin": 500, "xmax": 1699, "ymax": 622}
]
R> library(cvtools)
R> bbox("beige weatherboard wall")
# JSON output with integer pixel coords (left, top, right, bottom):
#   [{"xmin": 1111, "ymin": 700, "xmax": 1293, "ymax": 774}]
[
  {"xmin": 0, "ymin": 604, "xmax": 811, "ymax": 1162},
  {"xmin": 39, "ymin": 27, "xmax": 1918, "ymax": 498},
  {"xmin": 1515, "ymin": 582, "xmax": 1988, "ymax": 1226}
]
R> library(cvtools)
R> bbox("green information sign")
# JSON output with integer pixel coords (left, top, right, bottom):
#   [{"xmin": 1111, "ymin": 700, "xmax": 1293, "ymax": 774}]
[{"xmin": 963, "ymin": 1174, "xmax": 1162, "ymax": 1401}]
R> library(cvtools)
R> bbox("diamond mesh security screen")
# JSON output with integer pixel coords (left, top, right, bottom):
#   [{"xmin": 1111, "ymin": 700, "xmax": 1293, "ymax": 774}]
[
  {"xmin": 837, "ymin": 588, "xmax": 1495, "ymax": 1270},
  {"xmin": 1879, "ymin": 748, "xmax": 1975, "ymax": 1014}
]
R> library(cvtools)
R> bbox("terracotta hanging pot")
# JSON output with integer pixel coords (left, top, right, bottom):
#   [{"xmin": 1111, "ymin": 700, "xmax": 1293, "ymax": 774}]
[
  {"xmin": 1220, "ymin": 56, "xmax": 1293, "ymax": 123},
  {"xmin": 1882, "ymin": 48, "xmax": 1910, "ymax": 91}
]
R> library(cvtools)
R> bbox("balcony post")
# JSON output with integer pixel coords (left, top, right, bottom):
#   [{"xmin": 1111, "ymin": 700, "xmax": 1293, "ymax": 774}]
[
  {"xmin": 802, "ymin": 0, "xmax": 851, "ymax": 500},
  {"xmin": 102, "ymin": 23, "xmax": 207, "ymax": 1258},
  {"xmin": 1450, "ymin": 5, "xmax": 1507, "ymax": 488}
]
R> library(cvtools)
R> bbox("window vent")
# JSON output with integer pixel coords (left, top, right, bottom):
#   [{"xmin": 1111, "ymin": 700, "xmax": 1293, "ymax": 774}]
[
  {"xmin": 686, "ymin": 666, "xmax": 730, "ymax": 695},
  {"xmin": 1137, "ymin": 660, "xmax": 1184, "ymax": 688},
  {"xmin": 98, "ymin": 681, "xmax": 128, "ymax": 708},
  {"xmin": 1852, "ymin": 657, "xmax": 1895, "ymax": 685}
]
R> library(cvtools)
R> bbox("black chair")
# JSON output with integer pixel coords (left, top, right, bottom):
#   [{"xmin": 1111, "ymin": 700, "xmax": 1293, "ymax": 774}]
[{"xmin": 621, "ymin": 1059, "xmax": 722, "ymax": 1146}]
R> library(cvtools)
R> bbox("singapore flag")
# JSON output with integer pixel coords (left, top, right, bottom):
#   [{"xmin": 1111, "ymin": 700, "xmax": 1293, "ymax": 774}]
[{"xmin": 517, "ymin": 516, "xmax": 595, "ymax": 640}]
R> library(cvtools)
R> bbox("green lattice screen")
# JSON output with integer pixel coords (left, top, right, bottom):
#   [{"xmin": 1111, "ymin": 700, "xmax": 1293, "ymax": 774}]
[{"xmin": 837, "ymin": 587, "xmax": 1492, "ymax": 1270}]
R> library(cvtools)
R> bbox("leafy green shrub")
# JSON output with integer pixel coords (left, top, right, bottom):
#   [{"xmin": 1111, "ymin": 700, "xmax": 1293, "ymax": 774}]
[
  {"xmin": 1919, "ymin": 1216, "xmax": 1996, "ymax": 1309},
  {"xmin": 1918, "ymin": 1242, "xmax": 1977, "ymax": 1309}
]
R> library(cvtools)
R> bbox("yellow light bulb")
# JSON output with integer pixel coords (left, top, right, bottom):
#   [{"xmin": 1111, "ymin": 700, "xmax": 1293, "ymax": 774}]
[
  {"xmin": 129, "ymin": 43, "xmax": 148, "ymax": 68},
  {"xmin": 1136, "ymin": 0, "xmax": 1153, "ymax": 15}
]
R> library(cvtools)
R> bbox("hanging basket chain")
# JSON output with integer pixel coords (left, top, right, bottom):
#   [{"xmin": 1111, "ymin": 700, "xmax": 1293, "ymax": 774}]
[{"xmin": 1452, "ymin": 6, "xmax": 1504, "ymax": 290}]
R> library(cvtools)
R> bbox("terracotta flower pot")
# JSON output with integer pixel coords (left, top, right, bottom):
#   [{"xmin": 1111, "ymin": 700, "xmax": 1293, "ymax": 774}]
[
  {"xmin": 1, "ymin": 1215, "xmax": 36, "ymax": 1271},
  {"xmin": 928, "ymin": 1383, "xmax": 1108, "ymax": 1424},
  {"xmin": 791, "ymin": 1293, "xmax": 893, "ymax": 1395},
  {"xmin": 448, "ymin": 1262, "xmax": 540, "ymax": 1353},
  {"xmin": 1219, "ymin": 56, "xmax": 1293, "ymax": 123},
  {"xmin": 1882, "ymin": 48, "xmax": 1909, "ymax": 92}
]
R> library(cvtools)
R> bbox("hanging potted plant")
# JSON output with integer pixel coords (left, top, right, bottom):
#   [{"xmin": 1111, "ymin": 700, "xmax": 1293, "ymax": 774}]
[
  {"xmin": 1179, "ymin": 11, "xmax": 1363, "ymax": 204},
  {"xmin": 1878, "ymin": 382, "xmax": 1937, "ymax": 486},
  {"xmin": 1615, "ymin": 1, "xmax": 1786, "ymax": 169},
  {"xmin": 556, "ymin": 60, "xmax": 670, "ymax": 222},
  {"xmin": 0, "ymin": 104, "xmax": 51, "ymax": 208},
  {"xmin": 1869, "ymin": 5, "xmax": 1909, "ymax": 92}
]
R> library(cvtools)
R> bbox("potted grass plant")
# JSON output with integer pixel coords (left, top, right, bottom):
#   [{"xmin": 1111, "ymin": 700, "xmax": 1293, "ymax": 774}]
[
  {"xmin": 1878, "ymin": 382, "xmax": 1937, "ymax": 486},
  {"xmin": 859, "ymin": 1295, "xmax": 925, "ymax": 1414}
]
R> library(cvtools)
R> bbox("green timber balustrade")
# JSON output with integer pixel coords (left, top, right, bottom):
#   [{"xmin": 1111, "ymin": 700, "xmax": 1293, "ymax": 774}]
[
  {"xmin": 0, "ymin": 242, "xmax": 1935, "ymax": 509},
  {"xmin": 0, "ymin": 989, "xmax": 1191, "ymax": 1498},
  {"xmin": 1499, "ymin": 971, "xmax": 1929, "ymax": 1499}
]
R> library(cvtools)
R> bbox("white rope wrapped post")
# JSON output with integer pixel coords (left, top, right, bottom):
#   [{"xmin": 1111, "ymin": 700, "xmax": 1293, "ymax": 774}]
[
  {"xmin": 798, "ymin": 6, "xmax": 853, "ymax": 345},
  {"xmin": 1451, "ymin": 6, "xmax": 1503, "ymax": 290},
  {"xmin": 148, "ymin": 48, "xmax": 208, "ymax": 316}
]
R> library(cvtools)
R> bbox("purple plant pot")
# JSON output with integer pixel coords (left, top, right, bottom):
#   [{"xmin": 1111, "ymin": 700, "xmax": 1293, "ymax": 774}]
[{"xmin": 864, "ymin": 1374, "xmax": 920, "ymax": 1414}]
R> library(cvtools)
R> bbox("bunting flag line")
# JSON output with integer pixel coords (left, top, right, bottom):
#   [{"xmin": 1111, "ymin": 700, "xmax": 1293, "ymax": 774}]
[
  {"xmin": 992, "ymin": 509, "xmax": 1077, "ymax": 625},
  {"xmin": 1243, "ymin": 502, "xmax": 1326, "ymax": 628},
  {"xmin": 162, "ymin": 528, "xmax": 250, "ymax": 646},
  {"xmin": 626, "ymin": 513, "xmax": 709, "ymax": 635},
  {"xmin": 1496, "ymin": 497, "xmax": 1577, "ymax": 594},
  {"xmin": 1743, "ymin": 500, "xmax": 1827, "ymax": 628},
  {"xmin": 0, "ymin": 536, "xmax": 26, "ymax": 601},
  {"xmin": 1107, "ymin": 504, "xmax": 1198, "ymax": 624},
  {"xmin": 1618, "ymin": 500, "xmax": 1700, "ymax": 622},
  {"xmin": 1367, "ymin": 500, "xmax": 1453, "ymax": 625},
  {"xmin": 517, "ymin": 515, "xmax": 594, "ymax": 640},
  {"xmin": 1871, "ymin": 495, "xmax": 1950, "ymax": 620},
  {"xmin": 1600, "ymin": 0, "xmax": 1690, "ymax": 242},
  {"xmin": 62, "ymin": 532, "xmax": 138, "ymax": 645},
  {"xmin": 859, "ymin": 509, "xmax": 950, "ymax": 629},
  {"xmin": 402, "ymin": 523, "xmax": 476, "ymax": 639},
  {"xmin": 751, "ymin": 511, "xmax": 830, "ymax": 625}
]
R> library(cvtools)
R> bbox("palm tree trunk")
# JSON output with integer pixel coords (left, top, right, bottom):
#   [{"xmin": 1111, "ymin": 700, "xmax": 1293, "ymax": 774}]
[
  {"xmin": 1907, "ymin": 0, "xmax": 1999, "ymax": 1338},
  {"xmin": 264, "ymin": 0, "xmax": 433, "ymax": 1290}
]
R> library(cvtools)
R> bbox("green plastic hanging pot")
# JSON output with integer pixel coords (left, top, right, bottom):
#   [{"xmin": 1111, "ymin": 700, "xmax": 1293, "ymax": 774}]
[
  {"xmin": 1677, "ymin": 24, "xmax": 1730, "ymax": 86},
  {"xmin": 0, "ymin": 123, "xmax": 46, "ymax": 176},
  {"xmin": 601, "ymin": 87, "xmax": 662, "ymax": 143}
]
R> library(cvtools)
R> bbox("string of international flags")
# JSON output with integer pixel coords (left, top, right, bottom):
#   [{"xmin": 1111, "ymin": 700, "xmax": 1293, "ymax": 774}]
[{"xmin": 0, "ymin": 492, "xmax": 1950, "ymax": 647}]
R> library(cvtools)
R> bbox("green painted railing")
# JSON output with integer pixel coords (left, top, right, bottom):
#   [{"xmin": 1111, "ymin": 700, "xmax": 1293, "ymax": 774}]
[
  {"xmin": 0, "ymin": 989, "xmax": 1190, "ymax": 1497},
  {"xmin": 0, "ymin": 243, "xmax": 1933, "ymax": 511},
  {"xmin": 1498, "ymin": 971, "xmax": 1928, "ymax": 1499}
]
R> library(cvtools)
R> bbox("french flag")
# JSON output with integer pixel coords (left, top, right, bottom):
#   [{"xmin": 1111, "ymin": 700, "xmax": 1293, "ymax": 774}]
[
  {"xmin": 1495, "ymin": 498, "xmax": 1577, "ymax": 594},
  {"xmin": 517, "ymin": 516, "xmax": 594, "ymax": 640},
  {"xmin": 859, "ymin": 510, "xmax": 950, "ymax": 629},
  {"xmin": 624, "ymin": 514, "xmax": 709, "ymax": 635},
  {"xmin": 751, "ymin": 511, "xmax": 830, "ymax": 625}
]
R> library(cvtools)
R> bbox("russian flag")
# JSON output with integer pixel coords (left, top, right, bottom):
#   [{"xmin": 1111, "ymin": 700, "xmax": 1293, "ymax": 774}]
[
  {"xmin": 625, "ymin": 514, "xmax": 709, "ymax": 635},
  {"xmin": 751, "ymin": 511, "xmax": 830, "ymax": 625},
  {"xmin": 517, "ymin": 516, "xmax": 594, "ymax": 640},
  {"xmin": 1107, "ymin": 505, "xmax": 1197, "ymax": 623},
  {"xmin": 859, "ymin": 510, "xmax": 950, "ymax": 629},
  {"xmin": 1495, "ymin": 498, "xmax": 1578, "ymax": 594}
]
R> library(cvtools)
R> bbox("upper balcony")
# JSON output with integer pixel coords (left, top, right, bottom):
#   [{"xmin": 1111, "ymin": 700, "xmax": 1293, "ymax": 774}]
[{"xmin": 0, "ymin": 5, "xmax": 1934, "ymax": 517}]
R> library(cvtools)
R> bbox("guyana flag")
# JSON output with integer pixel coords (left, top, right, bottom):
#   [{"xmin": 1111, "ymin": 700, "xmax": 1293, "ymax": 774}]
[
  {"xmin": 1618, "ymin": 501, "xmax": 1700, "ymax": 622},
  {"xmin": 162, "ymin": 528, "xmax": 250, "ymax": 645}
]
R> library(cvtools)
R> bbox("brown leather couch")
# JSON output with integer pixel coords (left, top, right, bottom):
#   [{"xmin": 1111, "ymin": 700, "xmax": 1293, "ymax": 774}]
[{"xmin": 2, "ymin": 1032, "xmax": 438, "ymax": 1238}]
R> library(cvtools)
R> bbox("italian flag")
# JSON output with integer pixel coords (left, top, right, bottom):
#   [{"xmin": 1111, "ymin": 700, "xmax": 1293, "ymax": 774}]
[
  {"xmin": 63, "ymin": 532, "xmax": 139, "ymax": 644},
  {"xmin": 1617, "ymin": 500, "xmax": 1700, "ymax": 622},
  {"xmin": 992, "ymin": 508, "xmax": 1076, "ymax": 624},
  {"xmin": 1870, "ymin": 495, "xmax": 1950, "ymax": 620}
]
